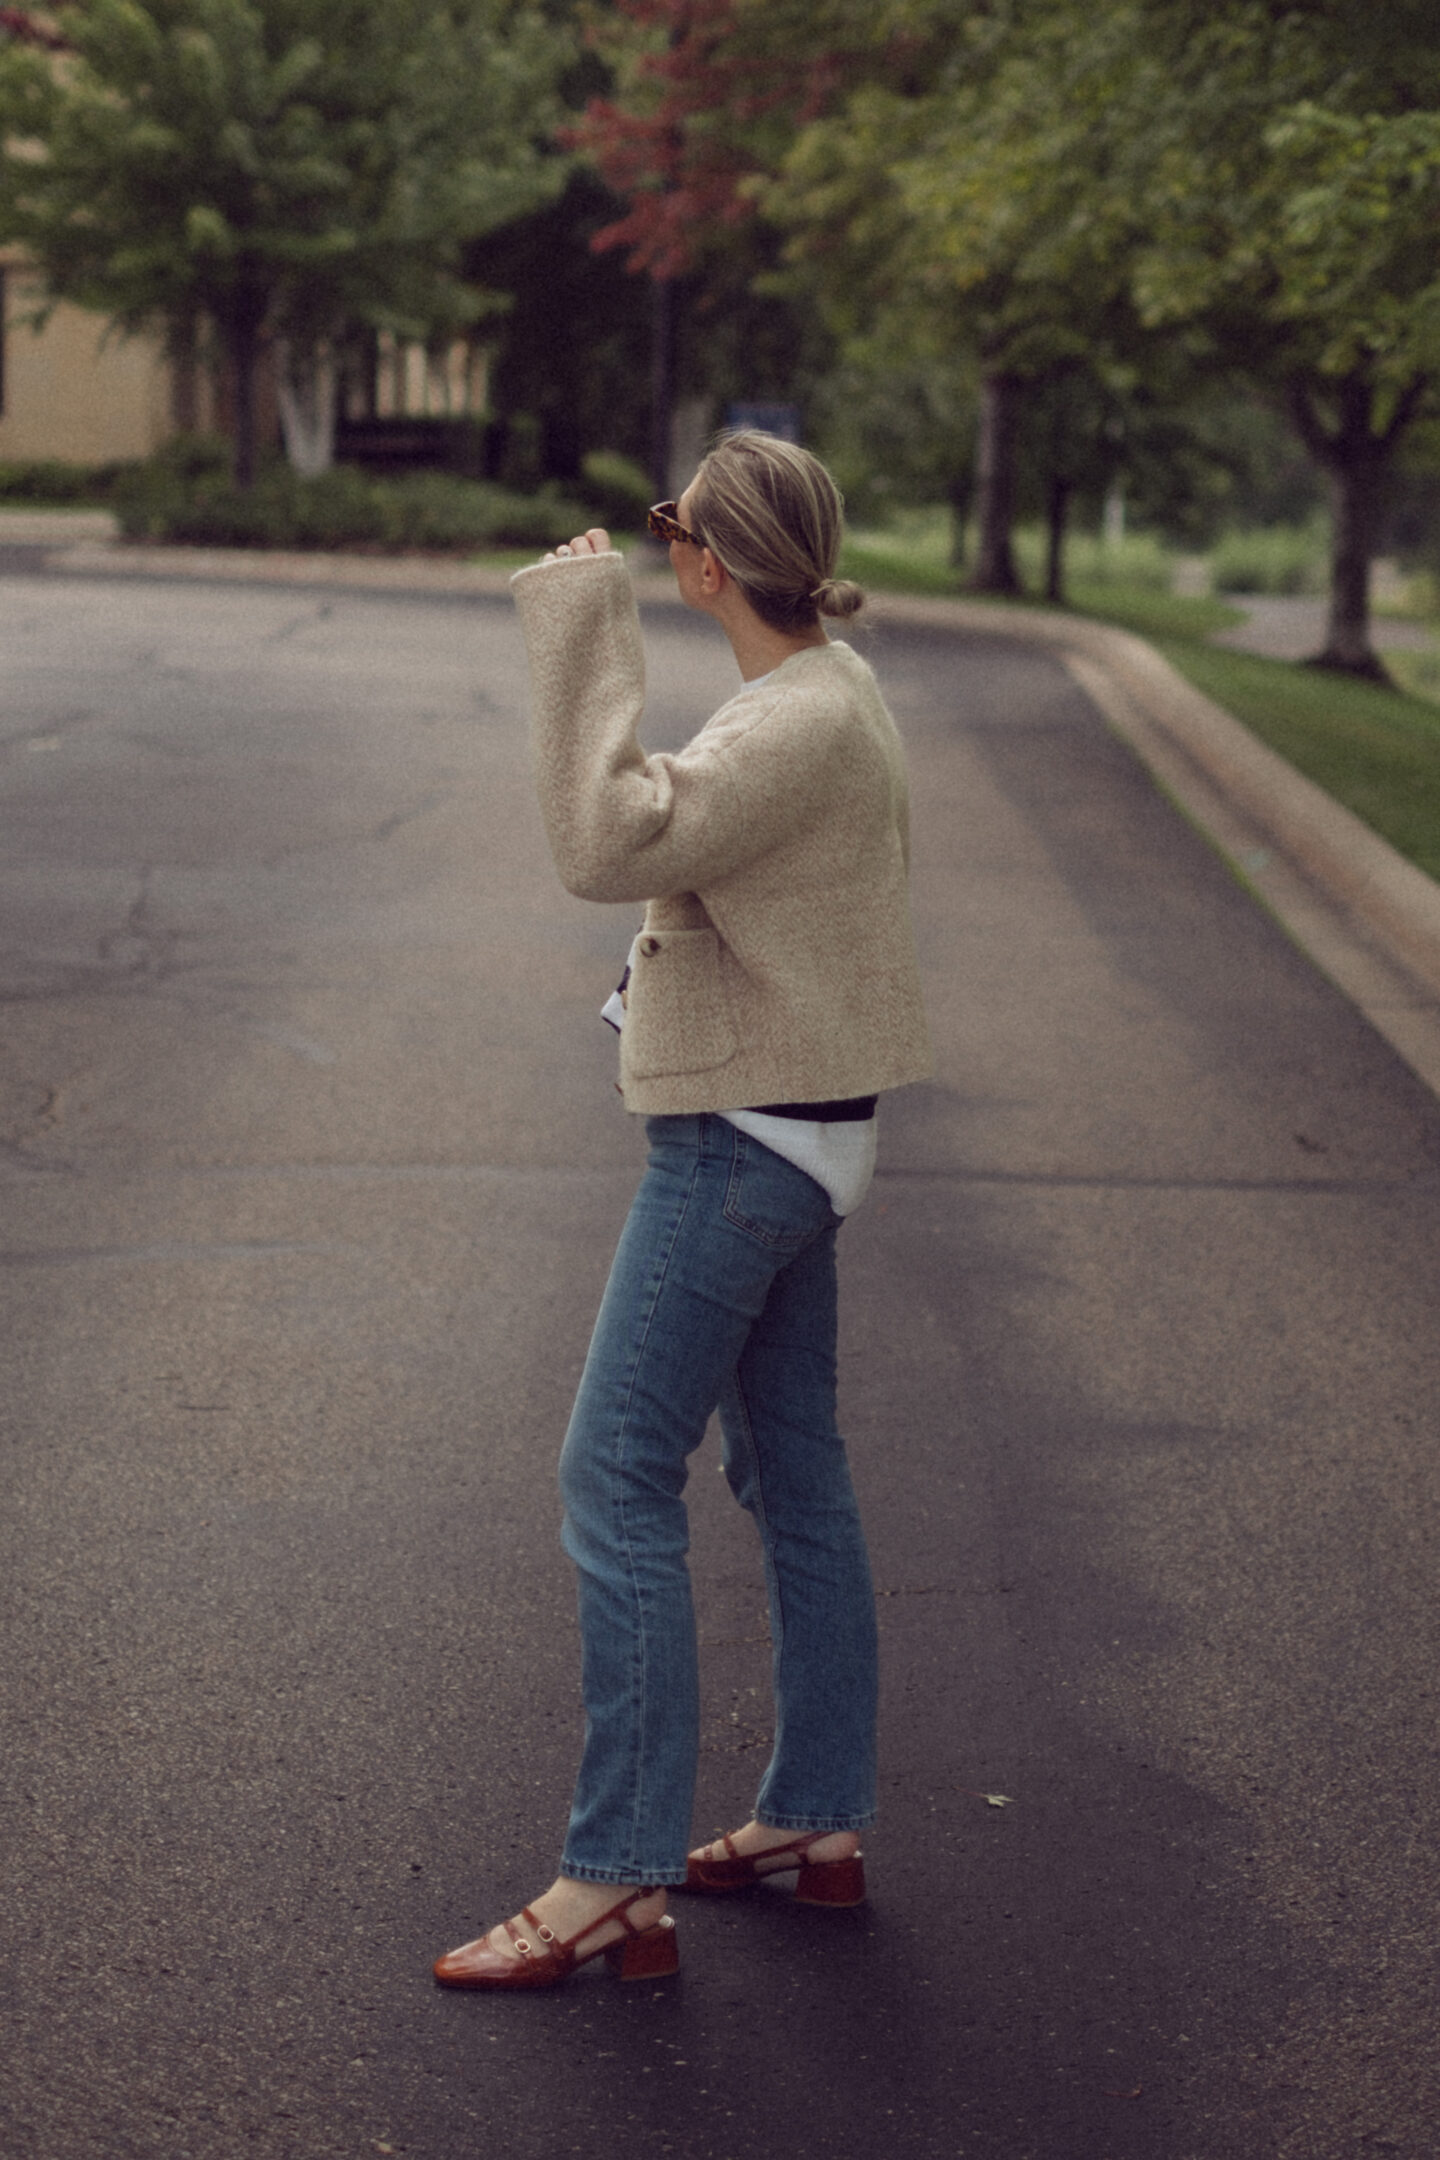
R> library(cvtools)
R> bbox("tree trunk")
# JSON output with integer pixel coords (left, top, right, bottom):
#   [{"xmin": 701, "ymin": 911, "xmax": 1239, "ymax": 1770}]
[
  {"xmin": 947, "ymin": 468, "xmax": 971, "ymax": 571},
  {"xmin": 1313, "ymin": 456, "xmax": 1387, "ymax": 679},
  {"xmin": 230, "ymin": 317, "xmax": 261, "ymax": 489},
  {"xmin": 1285, "ymin": 371, "xmax": 1410, "ymax": 682},
  {"xmin": 166, "ymin": 310, "xmax": 201, "ymax": 435},
  {"xmin": 215, "ymin": 286, "xmax": 273, "ymax": 488},
  {"xmin": 970, "ymin": 371, "xmax": 1023, "ymax": 594},
  {"xmin": 276, "ymin": 340, "xmax": 337, "ymax": 477},
  {"xmin": 1045, "ymin": 473, "xmax": 1070, "ymax": 604},
  {"xmin": 359, "ymin": 327, "xmax": 380, "ymax": 420}
]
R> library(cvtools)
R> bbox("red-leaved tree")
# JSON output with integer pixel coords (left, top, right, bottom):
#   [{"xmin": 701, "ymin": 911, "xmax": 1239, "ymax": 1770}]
[
  {"xmin": 572, "ymin": 0, "xmax": 854, "ymax": 277},
  {"xmin": 0, "ymin": 8, "xmax": 67, "ymax": 49},
  {"xmin": 567, "ymin": 0, "xmax": 864, "ymax": 489}
]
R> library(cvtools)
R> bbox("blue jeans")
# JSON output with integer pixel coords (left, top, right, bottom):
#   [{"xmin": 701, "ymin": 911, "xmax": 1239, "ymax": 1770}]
[{"xmin": 558, "ymin": 1114, "xmax": 879, "ymax": 1886}]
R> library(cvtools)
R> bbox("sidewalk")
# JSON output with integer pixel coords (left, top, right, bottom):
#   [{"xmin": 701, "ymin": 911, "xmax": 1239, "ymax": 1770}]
[
  {"xmin": 1212, "ymin": 591, "xmax": 1437, "ymax": 661},
  {"xmin": 10, "ymin": 519, "xmax": 1440, "ymax": 1105}
]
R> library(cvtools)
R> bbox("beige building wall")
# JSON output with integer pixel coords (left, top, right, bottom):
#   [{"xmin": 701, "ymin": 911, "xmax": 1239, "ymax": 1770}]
[{"xmin": 1, "ymin": 257, "xmax": 172, "ymax": 463}]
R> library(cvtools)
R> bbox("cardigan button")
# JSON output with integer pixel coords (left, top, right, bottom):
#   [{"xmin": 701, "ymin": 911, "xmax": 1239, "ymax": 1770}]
[{"xmin": 639, "ymin": 936, "xmax": 661, "ymax": 956}]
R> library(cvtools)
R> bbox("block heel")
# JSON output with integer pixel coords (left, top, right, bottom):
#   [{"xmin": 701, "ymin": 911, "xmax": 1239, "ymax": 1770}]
[
  {"xmin": 794, "ymin": 1854, "xmax": 866, "ymax": 1907},
  {"xmin": 604, "ymin": 1913, "xmax": 679, "ymax": 1980}
]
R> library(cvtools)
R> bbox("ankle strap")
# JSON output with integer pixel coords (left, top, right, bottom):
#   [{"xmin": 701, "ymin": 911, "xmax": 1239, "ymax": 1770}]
[{"xmin": 559, "ymin": 1886, "xmax": 660, "ymax": 1953}]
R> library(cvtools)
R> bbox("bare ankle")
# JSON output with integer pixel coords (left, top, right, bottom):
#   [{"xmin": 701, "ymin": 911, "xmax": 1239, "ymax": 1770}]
[{"xmin": 692, "ymin": 1821, "xmax": 861, "ymax": 1864}]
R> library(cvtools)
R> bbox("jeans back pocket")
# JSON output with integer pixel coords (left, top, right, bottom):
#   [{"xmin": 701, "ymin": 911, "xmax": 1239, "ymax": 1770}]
[{"xmin": 721, "ymin": 1130, "xmax": 836, "ymax": 1252}]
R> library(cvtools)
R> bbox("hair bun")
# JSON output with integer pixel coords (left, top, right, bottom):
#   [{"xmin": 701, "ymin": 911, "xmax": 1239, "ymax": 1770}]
[{"xmin": 811, "ymin": 576, "xmax": 865, "ymax": 620}]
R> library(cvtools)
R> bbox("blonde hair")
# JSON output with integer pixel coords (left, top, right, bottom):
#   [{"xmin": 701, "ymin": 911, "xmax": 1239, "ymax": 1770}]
[{"xmin": 688, "ymin": 430, "xmax": 865, "ymax": 634}]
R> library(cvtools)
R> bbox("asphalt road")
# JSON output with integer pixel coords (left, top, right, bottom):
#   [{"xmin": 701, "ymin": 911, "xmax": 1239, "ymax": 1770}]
[{"xmin": 2, "ymin": 569, "xmax": 1438, "ymax": 2160}]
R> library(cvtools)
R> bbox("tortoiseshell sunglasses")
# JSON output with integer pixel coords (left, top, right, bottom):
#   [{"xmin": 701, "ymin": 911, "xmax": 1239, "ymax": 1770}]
[{"xmin": 647, "ymin": 501, "xmax": 704, "ymax": 547}]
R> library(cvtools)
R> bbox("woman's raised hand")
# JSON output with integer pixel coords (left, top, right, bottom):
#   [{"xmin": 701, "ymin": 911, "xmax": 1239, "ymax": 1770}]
[{"xmin": 544, "ymin": 528, "xmax": 611, "ymax": 563}]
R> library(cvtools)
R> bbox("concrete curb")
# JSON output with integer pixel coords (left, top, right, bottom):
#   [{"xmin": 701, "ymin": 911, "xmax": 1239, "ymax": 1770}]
[{"xmin": 27, "ymin": 542, "xmax": 1440, "ymax": 1102}]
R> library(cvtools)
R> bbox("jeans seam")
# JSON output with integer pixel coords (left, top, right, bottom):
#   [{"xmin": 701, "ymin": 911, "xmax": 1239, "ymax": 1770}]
[
  {"xmin": 728, "ymin": 1361, "xmax": 785, "ymax": 1671},
  {"xmin": 608, "ymin": 1141, "xmax": 706, "ymax": 1872}
]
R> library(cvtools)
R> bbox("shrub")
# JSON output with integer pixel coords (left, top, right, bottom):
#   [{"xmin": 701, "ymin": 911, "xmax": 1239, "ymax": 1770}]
[
  {"xmin": 111, "ymin": 458, "xmax": 588, "ymax": 552},
  {"xmin": 845, "ymin": 509, "xmax": 1180, "ymax": 598},
  {"xmin": 1209, "ymin": 521, "xmax": 1327, "ymax": 595},
  {"xmin": 496, "ymin": 412, "xmax": 544, "ymax": 493},
  {"xmin": 385, "ymin": 471, "xmax": 581, "ymax": 550},
  {"xmin": 1021, "ymin": 524, "xmax": 1177, "ymax": 592},
  {"xmin": 580, "ymin": 449, "xmax": 653, "ymax": 531},
  {"xmin": 0, "ymin": 457, "xmax": 135, "ymax": 502},
  {"xmin": 143, "ymin": 433, "xmax": 232, "ymax": 483}
]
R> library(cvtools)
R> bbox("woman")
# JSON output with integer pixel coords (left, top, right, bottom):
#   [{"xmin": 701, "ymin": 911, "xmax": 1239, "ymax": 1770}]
[{"xmin": 433, "ymin": 431, "xmax": 931, "ymax": 1991}]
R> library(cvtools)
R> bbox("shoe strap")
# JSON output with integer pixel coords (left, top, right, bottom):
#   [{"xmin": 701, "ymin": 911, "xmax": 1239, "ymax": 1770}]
[
  {"xmin": 710, "ymin": 1828, "xmax": 810, "ymax": 1864},
  {"xmin": 611, "ymin": 1886, "xmax": 662, "ymax": 1939},
  {"xmin": 749, "ymin": 1830, "xmax": 862, "ymax": 1868},
  {"xmin": 758, "ymin": 1830, "xmax": 829, "ymax": 1861},
  {"xmin": 792, "ymin": 1832, "xmax": 863, "ymax": 1861},
  {"xmin": 503, "ymin": 1908, "xmax": 550, "ymax": 1960},
  {"xmin": 546, "ymin": 1886, "xmax": 658, "ymax": 1957}
]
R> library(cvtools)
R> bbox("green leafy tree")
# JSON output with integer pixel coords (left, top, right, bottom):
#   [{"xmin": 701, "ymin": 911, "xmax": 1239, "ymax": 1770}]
[
  {"xmin": 772, "ymin": 0, "xmax": 1440, "ymax": 648},
  {"xmin": 948, "ymin": 0, "xmax": 1440, "ymax": 666},
  {"xmin": 0, "ymin": 0, "xmax": 567, "ymax": 481},
  {"xmin": 766, "ymin": 1, "xmax": 1158, "ymax": 594},
  {"xmin": 1118, "ymin": 1, "xmax": 1440, "ymax": 673}
]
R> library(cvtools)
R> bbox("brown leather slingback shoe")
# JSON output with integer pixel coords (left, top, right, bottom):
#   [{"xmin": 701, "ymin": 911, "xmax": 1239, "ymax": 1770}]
[
  {"xmin": 683, "ymin": 1830, "xmax": 866, "ymax": 1907},
  {"xmin": 433, "ymin": 1886, "xmax": 678, "ymax": 1991}
]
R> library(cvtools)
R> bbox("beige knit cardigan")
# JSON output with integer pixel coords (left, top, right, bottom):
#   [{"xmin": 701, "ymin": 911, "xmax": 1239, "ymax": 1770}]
[{"xmin": 511, "ymin": 549, "xmax": 932, "ymax": 1116}]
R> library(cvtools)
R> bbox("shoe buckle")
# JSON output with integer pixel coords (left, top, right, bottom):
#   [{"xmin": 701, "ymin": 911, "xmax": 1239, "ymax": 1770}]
[{"xmin": 536, "ymin": 1924, "xmax": 555, "ymax": 1942}]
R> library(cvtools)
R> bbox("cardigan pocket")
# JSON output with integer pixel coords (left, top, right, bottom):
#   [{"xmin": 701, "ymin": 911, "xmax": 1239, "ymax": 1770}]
[{"xmin": 623, "ymin": 927, "xmax": 736, "ymax": 1079}]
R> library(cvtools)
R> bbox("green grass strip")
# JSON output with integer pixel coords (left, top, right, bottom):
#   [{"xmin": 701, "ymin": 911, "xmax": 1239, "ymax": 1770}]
[
  {"xmin": 1064, "ymin": 581, "xmax": 1242, "ymax": 643},
  {"xmin": 1144, "ymin": 637, "xmax": 1440, "ymax": 882},
  {"xmin": 1067, "ymin": 584, "xmax": 1440, "ymax": 880}
]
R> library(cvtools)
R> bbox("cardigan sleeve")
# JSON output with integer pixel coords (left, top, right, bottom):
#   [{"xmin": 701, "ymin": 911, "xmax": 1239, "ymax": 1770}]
[{"xmin": 511, "ymin": 550, "xmax": 855, "ymax": 905}]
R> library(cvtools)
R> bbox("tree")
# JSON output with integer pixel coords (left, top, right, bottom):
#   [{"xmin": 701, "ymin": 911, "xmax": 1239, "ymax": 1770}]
[
  {"xmin": 769, "ymin": 0, "xmax": 1440, "ymax": 645},
  {"xmin": 567, "ymin": 0, "xmax": 871, "ymax": 496},
  {"xmin": 0, "ymin": 0, "xmax": 567, "ymax": 481},
  {"xmin": 566, "ymin": 0, "xmax": 1440, "ymax": 654},
  {"xmin": 1089, "ymin": 0, "xmax": 1440, "ymax": 673},
  {"xmin": 466, "ymin": 165, "xmax": 655, "ymax": 480},
  {"xmin": 0, "ymin": 8, "xmax": 65, "ymax": 49},
  {"xmin": 762, "ymin": 0, "xmax": 1172, "ymax": 594}
]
